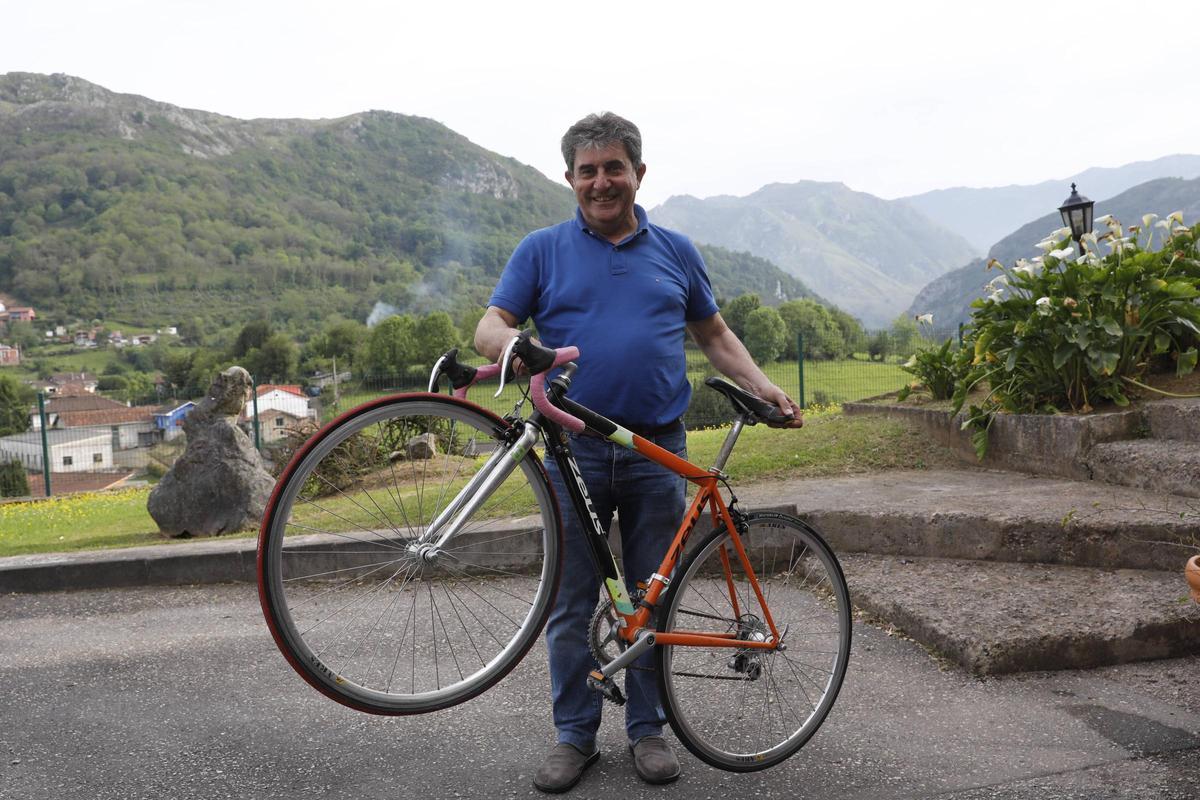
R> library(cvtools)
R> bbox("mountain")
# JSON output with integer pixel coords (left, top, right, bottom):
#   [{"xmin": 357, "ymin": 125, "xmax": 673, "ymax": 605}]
[
  {"xmin": 0, "ymin": 73, "xmax": 817, "ymax": 336},
  {"xmin": 900, "ymin": 154, "xmax": 1200, "ymax": 253},
  {"xmin": 0, "ymin": 72, "xmax": 577, "ymax": 331},
  {"xmin": 906, "ymin": 176, "xmax": 1200, "ymax": 328},
  {"xmin": 650, "ymin": 182, "xmax": 977, "ymax": 327}
]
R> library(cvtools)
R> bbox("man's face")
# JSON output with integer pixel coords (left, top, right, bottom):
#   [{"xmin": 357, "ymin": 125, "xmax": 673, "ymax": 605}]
[{"xmin": 565, "ymin": 142, "xmax": 647, "ymax": 238}]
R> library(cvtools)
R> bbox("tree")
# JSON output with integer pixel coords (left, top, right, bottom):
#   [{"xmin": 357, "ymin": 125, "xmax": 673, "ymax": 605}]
[
  {"xmin": 0, "ymin": 374, "xmax": 32, "ymax": 436},
  {"xmin": 308, "ymin": 319, "xmax": 367, "ymax": 365},
  {"xmin": 828, "ymin": 307, "xmax": 866, "ymax": 357},
  {"xmin": 247, "ymin": 333, "xmax": 299, "ymax": 383},
  {"xmin": 743, "ymin": 306, "xmax": 787, "ymax": 363},
  {"xmin": 415, "ymin": 312, "xmax": 460, "ymax": 367},
  {"xmin": 364, "ymin": 315, "xmax": 418, "ymax": 377},
  {"xmin": 890, "ymin": 315, "xmax": 921, "ymax": 360},
  {"xmin": 721, "ymin": 294, "xmax": 761, "ymax": 340},
  {"xmin": 777, "ymin": 299, "xmax": 846, "ymax": 360},
  {"xmin": 231, "ymin": 319, "xmax": 272, "ymax": 359}
]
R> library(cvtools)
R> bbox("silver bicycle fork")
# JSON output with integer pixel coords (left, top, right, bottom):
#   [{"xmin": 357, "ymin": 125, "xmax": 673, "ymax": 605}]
[{"xmin": 409, "ymin": 421, "xmax": 540, "ymax": 559}]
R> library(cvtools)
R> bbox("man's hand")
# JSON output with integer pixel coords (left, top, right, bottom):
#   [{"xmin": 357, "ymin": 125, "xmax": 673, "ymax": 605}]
[{"xmin": 760, "ymin": 384, "xmax": 804, "ymax": 428}]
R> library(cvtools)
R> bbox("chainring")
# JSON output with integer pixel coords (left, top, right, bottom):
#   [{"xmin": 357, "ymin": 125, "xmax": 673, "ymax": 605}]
[{"xmin": 587, "ymin": 596, "xmax": 627, "ymax": 667}]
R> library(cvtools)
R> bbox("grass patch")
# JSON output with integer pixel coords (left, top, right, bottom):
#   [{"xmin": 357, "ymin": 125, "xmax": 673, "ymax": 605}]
[
  {"xmin": 0, "ymin": 488, "xmax": 167, "ymax": 556},
  {"xmin": 0, "ymin": 406, "xmax": 957, "ymax": 557},
  {"xmin": 685, "ymin": 405, "xmax": 959, "ymax": 480}
]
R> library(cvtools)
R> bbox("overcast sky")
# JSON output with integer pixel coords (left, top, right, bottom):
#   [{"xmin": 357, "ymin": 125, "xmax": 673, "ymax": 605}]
[{"xmin": 8, "ymin": 0, "xmax": 1200, "ymax": 208}]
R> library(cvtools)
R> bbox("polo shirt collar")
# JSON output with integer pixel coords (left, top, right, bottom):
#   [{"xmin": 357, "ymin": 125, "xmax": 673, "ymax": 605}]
[{"xmin": 574, "ymin": 205, "xmax": 650, "ymax": 245}]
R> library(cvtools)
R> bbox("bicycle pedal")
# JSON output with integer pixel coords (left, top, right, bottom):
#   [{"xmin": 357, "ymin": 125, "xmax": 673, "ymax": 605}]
[{"xmin": 587, "ymin": 670, "xmax": 626, "ymax": 706}]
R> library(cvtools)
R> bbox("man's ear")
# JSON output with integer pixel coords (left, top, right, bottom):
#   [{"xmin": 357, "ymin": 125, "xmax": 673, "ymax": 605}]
[
  {"xmin": 564, "ymin": 170, "xmax": 575, "ymax": 188},
  {"xmin": 634, "ymin": 162, "xmax": 647, "ymax": 188}
]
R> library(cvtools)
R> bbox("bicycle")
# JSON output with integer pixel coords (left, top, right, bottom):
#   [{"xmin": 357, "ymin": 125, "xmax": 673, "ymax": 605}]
[{"xmin": 257, "ymin": 333, "xmax": 851, "ymax": 771}]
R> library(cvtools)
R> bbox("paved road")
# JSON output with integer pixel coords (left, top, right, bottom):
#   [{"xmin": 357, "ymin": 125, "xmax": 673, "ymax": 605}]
[{"xmin": 2, "ymin": 584, "xmax": 1197, "ymax": 800}]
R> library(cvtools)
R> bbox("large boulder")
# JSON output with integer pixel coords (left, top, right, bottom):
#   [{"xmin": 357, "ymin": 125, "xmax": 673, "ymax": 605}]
[{"xmin": 147, "ymin": 367, "xmax": 276, "ymax": 537}]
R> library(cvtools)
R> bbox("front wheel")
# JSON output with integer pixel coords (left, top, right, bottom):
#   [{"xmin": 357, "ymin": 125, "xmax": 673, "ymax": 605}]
[
  {"xmin": 656, "ymin": 512, "xmax": 851, "ymax": 770},
  {"xmin": 257, "ymin": 394, "xmax": 562, "ymax": 714}
]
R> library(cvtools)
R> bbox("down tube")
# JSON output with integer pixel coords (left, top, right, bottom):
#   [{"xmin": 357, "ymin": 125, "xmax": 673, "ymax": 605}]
[{"xmin": 541, "ymin": 418, "xmax": 636, "ymax": 615}]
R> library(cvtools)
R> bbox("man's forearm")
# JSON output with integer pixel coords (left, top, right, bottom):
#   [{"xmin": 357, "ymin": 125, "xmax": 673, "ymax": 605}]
[
  {"xmin": 473, "ymin": 307, "xmax": 522, "ymax": 362},
  {"xmin": 697, "ymin": 328, "xmax": 775, "ymax": 396}
]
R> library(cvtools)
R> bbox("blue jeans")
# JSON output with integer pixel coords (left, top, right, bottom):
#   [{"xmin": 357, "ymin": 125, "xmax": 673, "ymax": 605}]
[{"xmin": 543, "ymin": 426, "xmax": 687, "ymax": 750}]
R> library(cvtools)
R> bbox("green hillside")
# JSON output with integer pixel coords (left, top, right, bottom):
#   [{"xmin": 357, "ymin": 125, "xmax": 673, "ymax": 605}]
[{"xmin": 0, "ymin": 73, "xmax": 818, "ymax": 339}]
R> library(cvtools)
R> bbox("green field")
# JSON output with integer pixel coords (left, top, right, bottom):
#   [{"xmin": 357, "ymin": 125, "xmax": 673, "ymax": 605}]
[
  {"xmin": 0, "ymin": 407, "xmax": 958, "ymax": 557},
  {"xmin": 684, "ymin": 349, "xmax": 906, "ymax": 406}
]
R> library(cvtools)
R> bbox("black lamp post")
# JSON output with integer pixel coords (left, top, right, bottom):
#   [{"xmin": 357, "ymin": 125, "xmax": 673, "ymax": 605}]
[{"xmin": 1057, "ymin": 183, "xmax": 1095, "ymax": 245}]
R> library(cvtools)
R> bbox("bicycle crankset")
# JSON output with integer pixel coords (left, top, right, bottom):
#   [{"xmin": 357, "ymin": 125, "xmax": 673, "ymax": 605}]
[{"xmin": 587, "ymin": 595, "xmax": 627, "ymax": 667}]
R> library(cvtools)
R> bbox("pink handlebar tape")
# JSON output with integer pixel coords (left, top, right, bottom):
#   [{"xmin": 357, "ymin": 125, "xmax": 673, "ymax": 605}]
[{"xmin": 530, "ymin": 347, "xmax": 584, "ymax": 433}]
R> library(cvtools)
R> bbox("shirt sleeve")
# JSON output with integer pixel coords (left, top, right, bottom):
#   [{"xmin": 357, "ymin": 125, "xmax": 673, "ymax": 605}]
[
  {"xmin": 679, "ymin": 237, "xmax": 720, "ymax": 322},
  {"xmin": 487, "ymin": 234, "xmax": 540, "ymax": 323}
]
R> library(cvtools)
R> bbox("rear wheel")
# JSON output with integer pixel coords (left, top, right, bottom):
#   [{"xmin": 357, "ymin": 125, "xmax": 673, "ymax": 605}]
[
  {"xmin": 258, "ymin": 394, "xmax": 561, "ymax": 714},
  {"xmin": 656, "ymin": 512, "xmax": 851, "ymax": 770}
]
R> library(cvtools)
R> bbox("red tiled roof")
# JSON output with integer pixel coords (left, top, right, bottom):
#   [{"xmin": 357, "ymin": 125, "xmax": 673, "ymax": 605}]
[
  {"xmin": 45, "ymin": 395, "xmax": 129, "ymax": 413},
  {"xmin": 55, "ymin": 405, "xmax": 158, "ymax": 428},
  {"xmin": 256, "ymin": 384, "xmax": 305, "ymax": 398}
]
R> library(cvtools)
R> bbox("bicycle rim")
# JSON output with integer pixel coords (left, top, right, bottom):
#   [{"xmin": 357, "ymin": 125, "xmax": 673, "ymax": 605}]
[
  {"xmin": 258, "ymin": 394, "xmax": 561, "ymax": 714},
  {"xmin": 656, "ymin": 512, "xmax": 851, "ymax": 770}
]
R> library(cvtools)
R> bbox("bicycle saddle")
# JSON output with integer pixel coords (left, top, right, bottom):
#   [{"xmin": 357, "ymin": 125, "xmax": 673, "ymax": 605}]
[{"xmin": 704, "ymin": 377, "xmax": 794, "ymax": 427}]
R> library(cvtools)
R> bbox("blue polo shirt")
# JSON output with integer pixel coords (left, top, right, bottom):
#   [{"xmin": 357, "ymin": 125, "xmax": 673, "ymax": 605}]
[{"xmin": 489, "ymin": 205, "xmax": 719, "ymax": 428}]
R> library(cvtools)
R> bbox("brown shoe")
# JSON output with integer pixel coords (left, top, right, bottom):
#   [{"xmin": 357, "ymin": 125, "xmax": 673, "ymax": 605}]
[
  {"xmin": 630, "ymin": 736, "xmax": 681, "ymax": 784},
  {"xmin": 533, "ymin": 742, "xmax": 600, "ymax": 793}
]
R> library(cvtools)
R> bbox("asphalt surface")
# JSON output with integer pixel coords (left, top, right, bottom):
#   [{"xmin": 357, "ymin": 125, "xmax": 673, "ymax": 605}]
[{"xmin": 2, "ymin": 583, "xmax": 1197, "ymax": 800}]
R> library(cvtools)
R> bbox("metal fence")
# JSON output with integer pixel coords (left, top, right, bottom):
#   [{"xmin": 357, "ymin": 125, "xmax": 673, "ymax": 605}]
[{"xmin": 0, "ymin": 327, "xmax": 961, "ymax": 498}]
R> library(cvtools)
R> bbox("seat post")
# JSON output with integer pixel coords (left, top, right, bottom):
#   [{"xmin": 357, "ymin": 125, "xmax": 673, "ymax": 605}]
[{"xmin": 711, "ymin": 415, "xmax": 751, "ymax": 473}]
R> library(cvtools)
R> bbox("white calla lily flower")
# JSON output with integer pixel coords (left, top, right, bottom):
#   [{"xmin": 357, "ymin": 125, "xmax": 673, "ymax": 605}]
[
  {"xmin": 1051, "ymin": 226, "xmax": 1072, "ymax": 239},
  {"xmin": 1036, "ymin": 296, "xmax": 1051, "ymax": 307},
  {"xmin": 915, "ymin": 313, "xmax": 934, "ymax": 326},
  {"xmin": 1168, "ymin": 210, "xmax": 1184, "ymax": 225},
  {"xmin": 1095, "ymin": 214, "xmax": 1113, "ymax": 224},
  {"xmin": 1035, "ymin": 239, "xmax": 1057, "ymax": 252},
  {"xmin": 1048, "ymin": 247, "xmax": 1075, "ymax": 260},
  {"xmin": 1142, "ymin": 213, "xmax": 1158, "ymax": 228}
]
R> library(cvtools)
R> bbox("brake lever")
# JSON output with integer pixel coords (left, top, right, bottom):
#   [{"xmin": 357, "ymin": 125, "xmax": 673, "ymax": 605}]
[
  {"xmin": 428, "ymin": 353, "xmax": 449, "ymax": 393},
  {"xmin": 495, "ymin": 334, "xmax": 521, "ymax": 398}
]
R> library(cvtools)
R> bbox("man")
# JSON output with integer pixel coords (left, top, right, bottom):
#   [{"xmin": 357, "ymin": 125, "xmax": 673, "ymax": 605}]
[{"xmin": 475, "ymin": 112, "xmax": 801, "ymax": 793}]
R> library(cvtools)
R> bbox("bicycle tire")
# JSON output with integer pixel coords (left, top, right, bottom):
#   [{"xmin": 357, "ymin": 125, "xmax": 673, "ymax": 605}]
[
  {"xmin": 656, "ymin": 511, "xmax": 851, "ymax": 770},
  {"xmin": 258, "ymin": 394, "xmax": 562, "ymax": 715}
]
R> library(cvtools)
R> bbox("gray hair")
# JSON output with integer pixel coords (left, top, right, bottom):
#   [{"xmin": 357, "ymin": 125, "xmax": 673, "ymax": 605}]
[{"xmin": 561, "ymin": 112, "xmax": 643, "ymax": 173}]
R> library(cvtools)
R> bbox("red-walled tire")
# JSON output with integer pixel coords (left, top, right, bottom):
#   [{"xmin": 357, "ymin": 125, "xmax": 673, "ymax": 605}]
[{"xmin": 257, "ymin": 394, "xmax": 561, "ymax": 714}]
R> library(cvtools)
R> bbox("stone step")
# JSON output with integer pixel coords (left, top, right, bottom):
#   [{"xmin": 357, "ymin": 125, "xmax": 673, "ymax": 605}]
[
  {"xmin": 842, "ymin": 554, "xmax": 1200, "ymax": 675},
  {"xmin": 735, "ymin": 470, "xmax": 1199, "ymax": 572},
  {"xmin": 1085, "ymin": 439, "xmax": 1200, "ymax": 499},
  {"xmin": 1146, "ymin": 397, "xmax": 1200, "ymax": 442}
]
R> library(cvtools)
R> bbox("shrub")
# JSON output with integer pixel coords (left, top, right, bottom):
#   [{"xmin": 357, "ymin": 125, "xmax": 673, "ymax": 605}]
[
  {"xmin": 897, "ymin": 338, "xmax": 958, "ymax": 401},
  {"xmin": 683, "ymin": 373, "xmax": 736, "ymax": 430},
  {"xmin": 0, "ymin": 459, "xmax": 30, "ymax": 498},
  {"xmin": 954, "ymin": 215, "xmax": 1200, "ymax": 456}
]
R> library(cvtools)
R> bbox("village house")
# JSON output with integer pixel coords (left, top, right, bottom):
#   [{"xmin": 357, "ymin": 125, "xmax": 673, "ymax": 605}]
[
  {"xmin": 241, "ymin": 384, "xmax": 315, "ymax": 444},
  {"xmin": 153, "ymin": 400, "xmax": 195, "ymax": 442},
  {"xmin": 0, "ymin": 343, "xmax": 19, "ymax": 366},
  {"xmin": 4, "ymin": 306, "xmax": 35, "ymax": 323},
  {"xmin": 32, "ymin": 393, "xmax": 160, "ymax": 450},
  {"xmin": 0, "ymin": 428, "xmax": 114, "ymax": 473},
  {"xmin": 45, "ymin": 372, "xmax": 99, "ymax": 395}
]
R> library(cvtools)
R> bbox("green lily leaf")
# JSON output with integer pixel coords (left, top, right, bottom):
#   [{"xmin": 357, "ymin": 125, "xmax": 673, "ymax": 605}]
[
  {"xmin": 1178, "ymin": 347, "xmax": 1199, "ymax": 376},
  {"xmin": 1053, "ymin": 342, "xmax": 1076, "ymax": 369},
  {"xmin": 1174, "ymin": 316, "xmax": 1200, "ymax": 336},
  {"xmin": 1154, "ymin": 332, "xmax": 1172, "ymax": 353},
  {"xmin": 1099, "ymin": 317, "xmax": 1123, "ymax": 338},
  {"xmin": 1166, "ymin": 281, "xmax": 1200, "ymax": 299}
]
